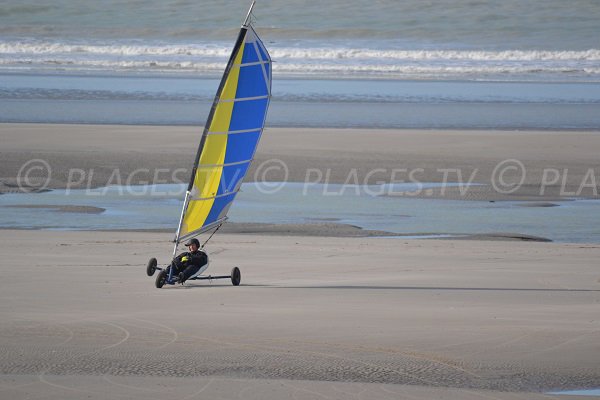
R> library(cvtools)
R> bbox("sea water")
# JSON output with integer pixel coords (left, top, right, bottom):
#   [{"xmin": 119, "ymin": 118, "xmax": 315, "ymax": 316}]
[
  {"xmin": 2, "ymin": 73, "xmax": 600, "ymax": 129},
  {"xmin": 1, "ymin": 0, "xmax": 600, "ymax": 129},
  {"xmin": 548, "ymin": 389, "xmax": 600, "ymax": 396},
  {"xmin": 1, "ymin": 183, "xmax": 600, "ymax": 243}
]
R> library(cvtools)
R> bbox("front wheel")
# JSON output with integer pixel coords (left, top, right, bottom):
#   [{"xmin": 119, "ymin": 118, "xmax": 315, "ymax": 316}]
[
  {"xmin": 146, "ymin": 257, "xmax": 157, "ymax": 276},
  {"xmin": 231, "ymin": 267, "xmax": 241, "ymax": 286},
  {"xmin": 155, "ymin": 270, "xmax": 167, "ymax": 288}
]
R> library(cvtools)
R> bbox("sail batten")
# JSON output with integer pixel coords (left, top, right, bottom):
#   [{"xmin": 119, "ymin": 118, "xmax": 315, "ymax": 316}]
[
  {"xmin": 196, "ymin": 159, "xmax": 253, "ymax": 168},
  {"xmin": 234, "ymin": 61, "xmax": 270, "ymax": 67},
  {"xmin": 207, "ymin": 128, "xmax": 261, "ymax": 136},
  {"xmin": 218, "ymin": 94, "xmax": 269, "ymax": 103},
  {"xmin": 175, "ymin": 23, "xmax": 271, "ymax": 243},
  {"xmin": 190, "ymin": 187, "xmax": 242, "ymax": 202}
]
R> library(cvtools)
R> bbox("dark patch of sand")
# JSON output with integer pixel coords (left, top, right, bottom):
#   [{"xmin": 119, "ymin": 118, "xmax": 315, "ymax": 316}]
[
  {"xmin": 5, "ymin": 204, "xmax": 105, "ymax": 214},
  {"xmin": 448, "ymin": 232, "xmax": 552, "ymax": 242},
  {"xmin": 516, "ymin": 202, "xmax": 560, "ymax": 208},
  {"xmin": 102, "ymin": 222, "xmax": 399, "ymax": 238},
  {"xmin": 2, "ymin": 125, "xmax": 600, "ymax": 201}
]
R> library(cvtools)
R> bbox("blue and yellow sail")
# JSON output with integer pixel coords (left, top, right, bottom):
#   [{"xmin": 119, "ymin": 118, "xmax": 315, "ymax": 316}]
[{"xmin": 176, "ymin": 18, "xmax": 271, "ymax": 243}]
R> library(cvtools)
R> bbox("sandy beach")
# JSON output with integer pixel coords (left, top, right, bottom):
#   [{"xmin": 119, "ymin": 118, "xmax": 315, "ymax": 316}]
[
  {"xmin": 1, "ymin": 229, "xmax": 599, "ymax": 399},
  {"xmin": 2, "ymin": 124, "xmax": 599, "ymax": 201},
  {"xmin": 1, "ymin": 123, "xmax": 600, "ymax": 398}
]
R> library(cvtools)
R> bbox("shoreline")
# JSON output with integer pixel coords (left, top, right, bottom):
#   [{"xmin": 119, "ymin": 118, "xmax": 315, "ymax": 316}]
[
  {"xmin": 3, "ymin": 120, "xmax": 600, "ymax": 132},
  {"xmin": 2, "ymin": 123, "xmax": 600, "ymax": 201},
  {"xmin": 0, "ymin": 224, "xmax": 554, "ymax": 242},
  {"xmin": 2, "ymin": 123, "xmax": 599, "ymax": 243}
]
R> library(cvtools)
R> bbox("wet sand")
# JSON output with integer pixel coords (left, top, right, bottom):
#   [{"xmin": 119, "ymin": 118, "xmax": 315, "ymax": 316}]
[
  {"xmin": 1, "ymin": 123, "xmax": 599, "ymax": 201},
  {"xmin": 1, "ymin": 229, "xmax": 599, "ymax": 399}
]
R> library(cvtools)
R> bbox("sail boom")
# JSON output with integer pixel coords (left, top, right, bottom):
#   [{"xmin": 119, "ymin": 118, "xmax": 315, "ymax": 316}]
[{"xmin": 177, "ymin": 217, "xmax": 229, "ymax": 244}]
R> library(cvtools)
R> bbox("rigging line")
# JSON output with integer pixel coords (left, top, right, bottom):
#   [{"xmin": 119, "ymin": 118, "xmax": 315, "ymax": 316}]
[{"xmin": 202, "ymin": 222, "xmax": 223, "ymax": 249}]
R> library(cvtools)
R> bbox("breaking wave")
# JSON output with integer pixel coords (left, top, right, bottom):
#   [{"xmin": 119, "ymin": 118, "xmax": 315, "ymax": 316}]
[{"xmin": 1, "ymin": 39, "xmax": 600, "ymax": 79}]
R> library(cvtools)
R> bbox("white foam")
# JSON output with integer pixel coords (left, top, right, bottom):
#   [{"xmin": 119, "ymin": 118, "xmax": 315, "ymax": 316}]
[
  {"xmin": 0, "ymin": 41, "xmax": 232, "ymax": 57},
  {"xmin": 1, "ymin": 39, "xmax": 600, "ymax": 79},
  {"xmin": 2, "ymin": 40, "xmax": 600, "ymax": 61}
]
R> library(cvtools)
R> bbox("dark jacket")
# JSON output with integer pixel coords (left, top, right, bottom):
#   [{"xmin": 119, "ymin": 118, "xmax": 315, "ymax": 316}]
[{"xmin": 176, "ymin": 250, "xmax": 207, "ymax": 268}]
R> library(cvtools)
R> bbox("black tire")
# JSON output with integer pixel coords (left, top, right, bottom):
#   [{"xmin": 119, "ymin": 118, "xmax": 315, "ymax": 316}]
[
  {"xmin": 155, "ymin": 270, "xmax": 167, "ymax": 288},
  {"xmin": 231, "ymin": 267, "xmax": 241, "ymax": 286},
  {"xmin": 146, "ymin": 257, "xmax": 157, "ymax": 276}
]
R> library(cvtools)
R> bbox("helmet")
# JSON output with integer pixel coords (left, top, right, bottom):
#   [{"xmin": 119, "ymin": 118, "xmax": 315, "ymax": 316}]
[{"xmin": 183, "ymin": 238, "xmax": 200, "ymax": 247}]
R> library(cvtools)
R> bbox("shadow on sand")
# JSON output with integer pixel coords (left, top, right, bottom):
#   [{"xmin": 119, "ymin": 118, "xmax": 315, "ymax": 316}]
[{"xmin": 177, "ymin": 283, "xmax": 600, "ymax": 292}]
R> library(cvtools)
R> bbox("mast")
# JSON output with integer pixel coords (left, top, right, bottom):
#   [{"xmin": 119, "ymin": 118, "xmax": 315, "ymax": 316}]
[
  {"xmin": 172, "ymin": 1, "xmax": 256, "ymax": 257},
  {"xmin": 243, "ymin": 1, "xmax": 255, "ymax": 27}
]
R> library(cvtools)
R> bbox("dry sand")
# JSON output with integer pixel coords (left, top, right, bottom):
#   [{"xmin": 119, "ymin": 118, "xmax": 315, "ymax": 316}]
[
  {"xmin": 1, "ymin": 123, "xmax": 599, "ymax": 200},
  {"xmin": 1, "ymin": 229, "xmax": 599, "ymax": 399}
]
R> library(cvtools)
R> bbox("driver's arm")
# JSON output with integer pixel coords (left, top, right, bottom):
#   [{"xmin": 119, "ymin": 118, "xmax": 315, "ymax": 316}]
[
  {"xmin": 175, "ymin": 252, "xmax": 189, "ymax": 262},
  {"xmin": 189, "ymin": 252, "xmax": 207, "ymax": 266}
]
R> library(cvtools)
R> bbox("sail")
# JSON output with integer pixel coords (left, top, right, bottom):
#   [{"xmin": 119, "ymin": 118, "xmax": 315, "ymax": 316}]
[{"xmin": 177, "ymin": 23, "xmax": 271, "ymax": 243}]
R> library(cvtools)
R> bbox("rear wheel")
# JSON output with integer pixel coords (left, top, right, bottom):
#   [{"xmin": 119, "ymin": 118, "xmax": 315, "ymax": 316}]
[
  {"xmin": 231, "ymin": 267, "xmax": 241, "ymax": 286},
  {"xmin": 155, "ymin": 270, "xmax": 167, "ymax": 288},
  {"xmin": 146, "ymin": 257, "xmax": 157, "ymax": 276}
]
